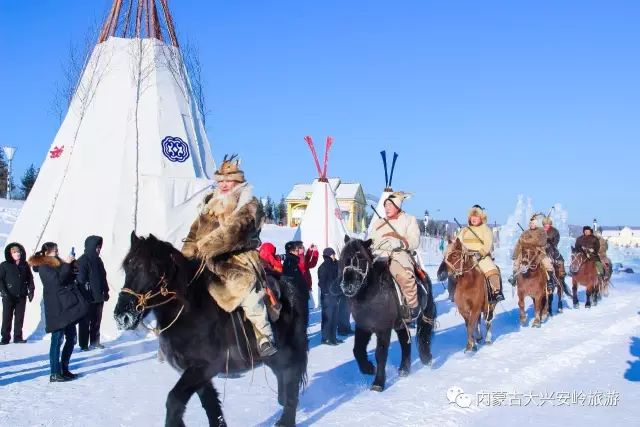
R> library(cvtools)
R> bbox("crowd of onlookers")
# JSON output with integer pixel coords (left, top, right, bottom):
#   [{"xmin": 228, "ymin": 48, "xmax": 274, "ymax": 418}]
[
  {"xmin": 259, "ymin": 240, "xmax": 353, "ymax": 345},
  {"xmin": 0, "ymin": 236, "xmax": 109, "ymax": 382},
  {"xmin": 1, "ymin": 236, "xmax": 351, "ymax": 383}
]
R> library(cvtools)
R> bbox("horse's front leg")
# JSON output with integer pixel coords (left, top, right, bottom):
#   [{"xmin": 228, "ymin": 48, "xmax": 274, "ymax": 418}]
[
  {"xmin": 464, "ymin": 311, "xmax": 479, "ymax": 352},
  {"xmin": 473, "ymin": 314, "xmax": 483, "ymax": 343},
  {"xmin": 517, "ymin": 289, "xmax": 527, "ymax": 326},
  {"xmin": 371, "ymin": 329, "xmax": 392, "ymax": 392},
  {"xmin": 547, "ymin": 291, "xmax": 554, "ymax": 317},
  {"xmin": 395, "ymin": 327, "xmax": 411, "ymax": 376},
  {"xmin": 572, "ymin": 278, "xmax": 579, "ymax": 308},
  {"xmin": 166, "ymin": 367, "xmax": 212, "ymax": 427},
  {"xmin": 532, "ymin": 295, "xmax": 544, "ymax": 328},
  {"xmin": 585, "ymin": 288, "xmax": 592, "ymax": 308},
  {"xmin": 275, "ymin": 365, "xmax": 303, "ymax": 427},
  {"xmin": 557, "ymin": 281, "xmax": 563, "ymax": 313},
  {"xmin": 484, "ymin": 305, "xmax": 495, "ymax": 345},
  {"xmin": 353, "ymin": 327, "xmax": 374, "ymax": 375},
  {"xmin": 196, "ymin": 381, "xmax": 226, "ymax": 427}
]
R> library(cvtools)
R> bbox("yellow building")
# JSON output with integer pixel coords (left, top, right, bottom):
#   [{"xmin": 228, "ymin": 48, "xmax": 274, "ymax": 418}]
[{"xmin": 286, "ymin": 178, "xmax": 367, "ymax": 233}]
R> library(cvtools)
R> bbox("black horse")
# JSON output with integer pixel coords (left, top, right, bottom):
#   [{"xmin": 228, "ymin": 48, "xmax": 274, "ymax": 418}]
[
  {"xmin": 339, "ymin": 236, "xmax": 436, "ymax": 392},
  {"xmin": 114, "ymin": 233, "xmax": 308, "ymax": 427}
]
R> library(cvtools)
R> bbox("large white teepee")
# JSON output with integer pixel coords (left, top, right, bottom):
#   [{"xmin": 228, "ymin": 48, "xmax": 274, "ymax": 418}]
[
  {"xmin": 7, "ymin": 1, "xmax": 215, "ymax": 338},
  {"xmin": 294, "ymin": 136, "xmax": 348, "ymax": 306},
  {"xmin": 367, "ymin": 151, "xmax": 398, "ymax": 235}
]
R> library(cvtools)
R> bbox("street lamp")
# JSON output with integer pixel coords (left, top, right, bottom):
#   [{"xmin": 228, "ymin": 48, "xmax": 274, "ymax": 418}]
[
  {"xmin": 424, "ymin": 210, "xmax": 430, "ymax": 236},
  {"xmin": 1, "ymin": 146, "xmax": 16, "ymax": 200},
  {"xmin": 593, "ymin": 218, "xmax": 598, "ymax": 233}
]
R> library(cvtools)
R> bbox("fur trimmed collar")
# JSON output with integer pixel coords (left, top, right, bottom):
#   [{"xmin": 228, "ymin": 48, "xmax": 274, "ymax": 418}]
[
  {"xmin": 201, "ymin": 183, "xmax": 254, "ymax": 223},
  {"xmin": 28, "ymin": 254, "xmax": 62, "ymax": 268}
]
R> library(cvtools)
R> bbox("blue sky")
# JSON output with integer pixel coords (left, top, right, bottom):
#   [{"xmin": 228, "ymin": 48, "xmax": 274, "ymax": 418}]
[{"xmin": 1, "ymin": 1, "xmax": 638, "ymax": 225}]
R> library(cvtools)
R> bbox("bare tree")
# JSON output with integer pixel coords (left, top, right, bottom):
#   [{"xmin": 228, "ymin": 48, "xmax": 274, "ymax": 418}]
[
  {"xmin": 51, "ymin": 22, "xmax": 101, "ymax": 123},
  {"xmin": 181, "ymin": 39, "xmax": 209, "ymax": 126}
]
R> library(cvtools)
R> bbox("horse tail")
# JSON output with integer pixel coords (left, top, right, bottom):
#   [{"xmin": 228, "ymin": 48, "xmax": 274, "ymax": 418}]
[{"xmin": 416, "ymin": 275, "xmax": 437, "ymax": 365}]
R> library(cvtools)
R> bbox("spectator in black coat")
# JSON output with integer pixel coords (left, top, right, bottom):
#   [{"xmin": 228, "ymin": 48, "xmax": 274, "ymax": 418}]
[
  {"xmin": 76, "ymin": 236, "xmax": 109, "ymax": 350},
  {"xmin": 282, "ymin": 241, "xmax": 307, "ymax": 292},
  {"xmin": 282, "ymin": 241, "xmax": 310, "ymax": 323},
  {"xmin": 29, "ymin": 242, "xmax": 85, "ymax": 382},
  {"xmin": 0, "ymin": 243, "xmax": 35, "ymax": 344},
  {"xmin": 318, "ymin": 248, "xmax": 343, "ymax": 345}
]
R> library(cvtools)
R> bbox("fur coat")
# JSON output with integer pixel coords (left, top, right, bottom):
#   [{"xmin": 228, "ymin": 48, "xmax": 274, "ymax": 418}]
[
  {"xmin": 512, "ymin": 228, "xmax": 547, "ymax": 260},
  {"xmin": 182, "ymin": 183, "xmax": 262, "ymax": 312}
]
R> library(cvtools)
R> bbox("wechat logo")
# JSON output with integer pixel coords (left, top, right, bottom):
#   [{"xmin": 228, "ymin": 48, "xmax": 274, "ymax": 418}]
[{"xmin": 447, "ymin": 386, "xmax": 473, "ymax": 408}]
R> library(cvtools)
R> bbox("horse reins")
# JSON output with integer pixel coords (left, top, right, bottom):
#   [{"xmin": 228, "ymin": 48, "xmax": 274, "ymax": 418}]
[
  {"xmin": 120, "ymin": 258, "xmax": 206, "ymax": 335},
  {"xmin": 445, "ymin": 247, "xmax": 478, "ymax": 277}
]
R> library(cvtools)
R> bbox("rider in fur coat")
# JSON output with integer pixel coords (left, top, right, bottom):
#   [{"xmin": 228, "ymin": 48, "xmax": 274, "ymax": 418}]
[
  {"xmin": 510, "ymin": 215, "xmax": 555, "ymax": 290},
  {"xmin": 182, "ymin": 155, "xmax": 276, "ymax": 357}
]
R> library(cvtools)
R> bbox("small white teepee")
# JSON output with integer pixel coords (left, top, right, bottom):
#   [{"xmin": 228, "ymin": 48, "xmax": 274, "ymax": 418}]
[
  {"xmin": 294, "ymin": 136, "xmax": 348, "ymax": 306},
  {"xmin": 367, "ymin": 151, "xmax": 399, "ymax": 235},
  {"xmin": 6, "ymin": 0, "xmax": 215, "ymax": 338}
]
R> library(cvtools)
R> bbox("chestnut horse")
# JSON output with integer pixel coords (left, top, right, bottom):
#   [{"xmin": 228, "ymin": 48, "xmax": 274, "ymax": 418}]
[
  {"xmin": 570, "ymin": 249, "xmax": 601, "ymax": 308},
  {"xmin": 439, "ymin": 239, "xmax": 496, "ymax": 352},
  {"xmin": 515, "ymin": 247, "xmax": 548, "ymax": 327}
]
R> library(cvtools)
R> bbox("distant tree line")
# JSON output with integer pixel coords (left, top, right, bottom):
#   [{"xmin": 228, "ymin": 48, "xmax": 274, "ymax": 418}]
[
  {"xmin": 257, "ymin": 196, "xmax": 287, "ymax": 225},
  {"xmin": 0, "ymin": 150, "xmax": 39, "ymax": 200}
]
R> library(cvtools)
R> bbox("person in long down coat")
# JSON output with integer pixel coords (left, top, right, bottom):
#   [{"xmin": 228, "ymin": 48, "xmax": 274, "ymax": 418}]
[
  {"xmin": 318, "ymin": 248, "xmax": 343, "ymax": 345},
  {"xmin": 76, "ymin": 235, "xmax": 109, "ymax": 350},
  {"xmin": 0, "ymin": 242, "xmax": 35, "ymax": 344},
  {"xmin": 29, "ymin": 242, "xmax": 85, "ymax": 382}
]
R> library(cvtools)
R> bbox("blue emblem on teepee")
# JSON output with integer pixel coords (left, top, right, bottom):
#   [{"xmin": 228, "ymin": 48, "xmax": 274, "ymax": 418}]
[{"xmin": 161, "ymin": 136, "xmax": 190, "ymax": 163}]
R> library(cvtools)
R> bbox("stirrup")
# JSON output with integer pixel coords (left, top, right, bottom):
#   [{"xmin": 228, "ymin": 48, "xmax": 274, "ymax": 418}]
[{"xmin": 258, "ymin": 340, "xmax": 277, "ymax": 357}]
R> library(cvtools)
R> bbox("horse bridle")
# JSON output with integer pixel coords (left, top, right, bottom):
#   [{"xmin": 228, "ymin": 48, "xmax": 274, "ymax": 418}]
[
  {"xmin": 342, "ymin": 252, "xmax": 370, "ymax": 283},
  {"xmin": 118, "ymin": 258, "xmax": 206, "ymax": 335},
  {"xmin": 445, "ymin": 245, "xmax": 477, "ymax": 278},
  {"xmin": 120, "ymin": 274, "xmax": 176, "ymax": 313},
  {"xmin": 520, "ymin": 247, "xmax": 541, "ymax": 271}
]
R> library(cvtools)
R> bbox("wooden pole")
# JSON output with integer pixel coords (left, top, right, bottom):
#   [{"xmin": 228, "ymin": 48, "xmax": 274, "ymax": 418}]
[
  {"xmin": 149, "ymin": 0, "xmax": 162, "ymax": 41},
  {"xmin": 98, "ymin": 0, "xmax": 118, "ymax": 43},
  {"xmin": 159, "ymin": 0, "xmax": 179, "ymax": 47},
  {"xmin": 135, "ymin": 0, "xmax": 144, "ymax": 37},
  {"xmin": 122, "ymin": 0, "xmax": 134, "ymax": 37},
  {"xmin": 109, "ymin": 0, "xmax": 124, "ymax": 38},
  {"xmin": 145, "ymin": 0, "xmax": 152, "ymax": 39}
]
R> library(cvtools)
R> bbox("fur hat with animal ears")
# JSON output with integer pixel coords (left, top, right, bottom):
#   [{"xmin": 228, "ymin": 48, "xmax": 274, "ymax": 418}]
[
  {"xmin": 542, "ymin": 216, "xmax": 553, "ymax": 225},
  {"xmin": 214, "ymin": 154, "xmax": 245, "ymax": 183},
  {"xmin": 467, "ymin": 204, "xmax": 488, "ymax": 224},
  {"xmin": 384, "ymin": 191, "xmax": 412, "ymax": 210}
]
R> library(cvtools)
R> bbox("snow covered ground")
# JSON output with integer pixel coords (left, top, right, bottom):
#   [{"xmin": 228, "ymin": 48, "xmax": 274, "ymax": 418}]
[
  {"xmin": 1, "ymin": 265, "xmax": 638, "ymax": 426},
  {"xmin": 1, "ymin": 210, "xmax": 638, "ymax": 426}
]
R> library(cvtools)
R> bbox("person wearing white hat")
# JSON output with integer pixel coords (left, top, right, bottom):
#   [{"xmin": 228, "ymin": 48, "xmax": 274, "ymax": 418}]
[{"xmin": 369, "ymin": 191, "xmax": 421, "ymax": 320}]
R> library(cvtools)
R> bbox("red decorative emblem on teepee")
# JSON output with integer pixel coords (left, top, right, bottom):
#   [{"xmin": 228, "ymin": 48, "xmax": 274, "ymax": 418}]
[{"xmin": 49, "ymin": 146, "xmax": 64, "ymax": 158}]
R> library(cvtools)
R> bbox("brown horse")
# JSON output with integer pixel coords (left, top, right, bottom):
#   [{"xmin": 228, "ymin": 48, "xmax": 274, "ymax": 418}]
[
  {"xmin": 570, "ymin": 249, "xmax": 600, "ymax": 308},
  {"xmin": 515, "ymin": 247, "xmax": 548, "ymax": 327},
  {"xmin": 439, "ymin": 239, "xmax": 496, "ymax": 352}
]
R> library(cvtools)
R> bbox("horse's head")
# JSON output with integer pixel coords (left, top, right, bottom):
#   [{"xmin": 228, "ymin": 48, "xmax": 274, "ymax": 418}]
[
  {"xmin": 339, "ymin": 236, "xmax": 374, "ymax": 298},
  {"xmin": 519, "ymin": 246, "xmax": 541, "ymax": 271},
  {"xmin": 570, "ymin": 248, "xmax": 586, "ymax": 274},
  {"xmin": 442, "ymin": 238, "xmax": 473, "ymax": 278},
  {"xmin": 114, "ymin": 231, "xmax": 188, "ymax": 330}
]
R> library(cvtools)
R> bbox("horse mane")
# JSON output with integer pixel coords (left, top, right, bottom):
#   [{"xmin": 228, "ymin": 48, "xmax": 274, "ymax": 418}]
[{"xmin": 123, "ymin": 234, "xmax": 204, "ymax": 296}]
